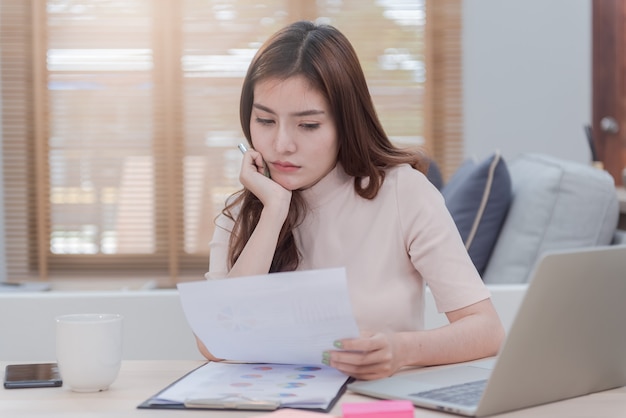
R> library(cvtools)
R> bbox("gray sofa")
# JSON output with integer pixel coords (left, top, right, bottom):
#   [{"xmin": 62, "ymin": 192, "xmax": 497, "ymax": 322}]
[{"xmin": 438, "ymin": 152, "xmax": 622, "ymax": 284}]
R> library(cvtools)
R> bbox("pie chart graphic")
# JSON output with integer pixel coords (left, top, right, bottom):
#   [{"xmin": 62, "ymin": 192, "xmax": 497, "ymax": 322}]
[
  {"xmin": 286, "ymin": 374, "xmax": 315, "ymax": 380},
  {"xmin": 278, "ymin": 382, "xmax": 306, "ymax": 388},
  {"xmin": 294, "ymin": 366, "xmax": 321, "ymax": 372},
  {"xmin": 216, "ymin": 306, "xmax": 256, "ymax": 331}
]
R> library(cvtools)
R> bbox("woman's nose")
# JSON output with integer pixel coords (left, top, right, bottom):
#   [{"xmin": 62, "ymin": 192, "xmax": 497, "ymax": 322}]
[{"xmin": 274, "ymin": 126, "xmax": 296, "ymax": 153}]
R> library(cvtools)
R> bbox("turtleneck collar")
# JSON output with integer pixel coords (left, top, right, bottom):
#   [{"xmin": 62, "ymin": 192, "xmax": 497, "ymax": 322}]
[{"xmin": 299, "ymin": 163, "xmax": 353, "ymax": 208}]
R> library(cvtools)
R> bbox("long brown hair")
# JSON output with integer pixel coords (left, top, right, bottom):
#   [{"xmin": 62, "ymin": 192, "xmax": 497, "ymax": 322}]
[{"xmin": 222, "ymin": 20, "xmax": 428, "ymax": 272}]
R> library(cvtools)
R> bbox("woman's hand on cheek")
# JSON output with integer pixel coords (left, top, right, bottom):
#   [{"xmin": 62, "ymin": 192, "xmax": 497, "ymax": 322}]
[
  {"xmin": 323, "ymin": 332, "xmax": 404, "ymax": 381},
  {"xmin": 240, "ymin": 150, "xmax": 291, "ymax": 213}
]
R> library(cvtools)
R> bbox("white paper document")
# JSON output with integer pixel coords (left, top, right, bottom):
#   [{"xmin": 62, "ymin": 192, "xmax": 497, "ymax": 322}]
[{"xmin": 177, "ymin": 267, "xmax": 360, "ymax": 365}]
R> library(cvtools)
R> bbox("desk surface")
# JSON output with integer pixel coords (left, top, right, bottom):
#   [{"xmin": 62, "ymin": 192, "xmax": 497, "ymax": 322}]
[{"xmin": 2, "ymin": 360, "xmax": 626, "ymax": 418}]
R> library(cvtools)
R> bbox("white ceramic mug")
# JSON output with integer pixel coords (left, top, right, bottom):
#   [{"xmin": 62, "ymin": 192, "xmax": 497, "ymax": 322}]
[{"xmin": 55, "ymin": 313, "xmax": 123, "ymax": 392}]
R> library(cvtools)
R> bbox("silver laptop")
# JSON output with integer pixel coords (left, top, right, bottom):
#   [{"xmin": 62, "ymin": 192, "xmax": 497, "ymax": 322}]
[{"xmin": 348, "ymin": 245, "xmax": 626, "ymax": 416}]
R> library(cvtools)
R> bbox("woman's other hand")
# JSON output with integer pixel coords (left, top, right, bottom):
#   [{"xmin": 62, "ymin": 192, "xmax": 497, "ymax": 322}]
[
  {"xmin": 323, "ymin": 332, "xmax": 403, "ymax": 380},
  {"xmin": 324, "ymin": 299, "xmax": 504, "ymax": 380}
]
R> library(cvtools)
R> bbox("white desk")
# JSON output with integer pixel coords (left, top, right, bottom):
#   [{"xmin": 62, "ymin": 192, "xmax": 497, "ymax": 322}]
[{"xmin": 2, "ymin": 361, "xmax": 626, "ymax": 417}]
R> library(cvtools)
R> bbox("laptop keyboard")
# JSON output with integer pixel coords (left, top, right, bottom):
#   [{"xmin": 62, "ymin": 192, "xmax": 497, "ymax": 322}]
[{"xmin": 410, "ymin": 379, "xmax": 488, "ymax": 407}]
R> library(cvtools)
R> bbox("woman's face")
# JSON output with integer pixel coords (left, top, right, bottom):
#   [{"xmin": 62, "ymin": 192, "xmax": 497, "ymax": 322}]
[{"xmin": 250, "ymin": 75, "xmax": 339, "ymax": 191}]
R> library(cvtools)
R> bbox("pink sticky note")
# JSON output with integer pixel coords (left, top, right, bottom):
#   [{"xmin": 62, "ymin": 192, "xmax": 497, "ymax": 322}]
[{"xmin": 342, "ymin": 399, "xmax": 414, "ymax": 418}]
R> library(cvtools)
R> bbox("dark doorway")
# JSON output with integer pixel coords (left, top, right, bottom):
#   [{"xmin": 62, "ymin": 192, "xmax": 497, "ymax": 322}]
[{"xmin": 592, "ymin": 0, "xmax": 626, "ymax": 185}]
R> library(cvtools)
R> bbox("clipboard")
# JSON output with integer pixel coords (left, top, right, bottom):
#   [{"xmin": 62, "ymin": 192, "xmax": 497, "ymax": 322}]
[{"xmin": 137, "ymin": 362, "xmax": 351, "ymax": 412}]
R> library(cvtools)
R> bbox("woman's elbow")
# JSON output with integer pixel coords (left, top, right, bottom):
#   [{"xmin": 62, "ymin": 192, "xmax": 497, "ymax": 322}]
[
  {"xmin": 486, "ymin": 314, "xmax": 506, "ymax": 356},
  {"xmin": 195, "ymin": 335, "xmax": 223, "ymax": 362}
]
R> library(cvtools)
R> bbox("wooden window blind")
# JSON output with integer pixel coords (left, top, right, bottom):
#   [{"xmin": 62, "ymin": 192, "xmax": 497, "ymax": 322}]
[
  {"xmin": 0, "ymin": 0, "xmax": 460, "ymax": 286},
  {"xmin": 424, "ymin": 0, "xmax": 463, "ymax": 181}
]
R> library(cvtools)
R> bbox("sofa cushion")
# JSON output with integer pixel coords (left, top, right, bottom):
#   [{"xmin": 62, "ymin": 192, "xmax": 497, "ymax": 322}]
[
  {"xmin": 482, "ymin": 153, "xmax": 619, "ymax": 284},
  {"xmin": 442, "ymin": 151, "xmax": 512, "ymax": 275},
  {"xmin": 426, "ymin": 159, "xmax": 444, "ymax": 190}
]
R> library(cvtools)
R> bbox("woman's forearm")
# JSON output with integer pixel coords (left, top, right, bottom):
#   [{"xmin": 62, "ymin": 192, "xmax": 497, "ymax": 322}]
[
  {"xmin": 396, "ymin": 299, "xmax": 504, "ymax": 368},
  {"xmin": 227, "ymin": 206, "xmax": 288, "ymax": 278}
]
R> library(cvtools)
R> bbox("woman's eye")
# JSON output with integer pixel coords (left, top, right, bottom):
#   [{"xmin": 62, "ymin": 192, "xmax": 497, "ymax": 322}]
[
  {"xmin": 256, "ymin": 117, "xmax": 274, "ymax": 126},
  {"xmin": 300, "ymin": 123, "xmax": 320, "ymax": 131}
]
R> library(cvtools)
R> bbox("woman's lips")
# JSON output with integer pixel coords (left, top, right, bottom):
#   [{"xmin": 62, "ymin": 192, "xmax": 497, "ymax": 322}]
[{"xmin": 271, "ymin": 161, "xmax": 300, "ymax": 173}]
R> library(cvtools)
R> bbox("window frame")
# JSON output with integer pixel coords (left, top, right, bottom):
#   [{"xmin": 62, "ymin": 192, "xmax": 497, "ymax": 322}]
[{"xmin": 0, "ymin": 0, "xmax": 461, "ymax": 286}]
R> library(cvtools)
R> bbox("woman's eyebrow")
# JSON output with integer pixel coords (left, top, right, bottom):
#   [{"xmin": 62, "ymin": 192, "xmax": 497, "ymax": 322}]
[
  {"xmin": 252, "ymin": 103, "xmax": 276, "ymax": 114},
  {"xmin": 292, "ymin": 109, "xmax": 325, "ymax": 117},
  {"xmin": 253, "ymin": 103, "xmax": 325, "ymax": 117}
]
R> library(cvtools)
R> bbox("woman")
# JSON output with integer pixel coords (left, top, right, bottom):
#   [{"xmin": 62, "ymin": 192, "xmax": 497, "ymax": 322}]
[{"xmin": 201, "ymin": 21, "xmax": 504, "ymax": 380}]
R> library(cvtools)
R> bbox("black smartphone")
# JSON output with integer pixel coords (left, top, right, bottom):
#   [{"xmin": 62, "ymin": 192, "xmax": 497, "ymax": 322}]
[{"xmin": 4, "ymin": 363, "xmax": 62, "ymax": 389}]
